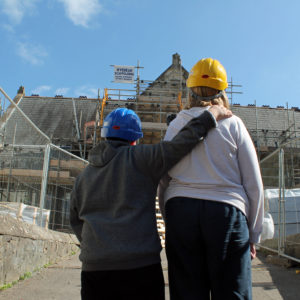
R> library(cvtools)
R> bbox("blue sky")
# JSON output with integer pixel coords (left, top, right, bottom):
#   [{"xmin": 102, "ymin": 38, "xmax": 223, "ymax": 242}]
[{"xmin": 0, "ymin": 0, "xmax": 300, "ymax": 108}]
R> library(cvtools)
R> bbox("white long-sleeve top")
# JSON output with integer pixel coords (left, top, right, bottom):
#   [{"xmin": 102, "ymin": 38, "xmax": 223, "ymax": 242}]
[{"xmin": 162, "ymin": 106, "xmax": 264, "ymax": 243}]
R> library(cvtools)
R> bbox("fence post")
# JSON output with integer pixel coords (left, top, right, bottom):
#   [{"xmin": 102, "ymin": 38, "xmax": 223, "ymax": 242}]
[
  {"xmin": 38, "ymin": 143, "xmax": 51, "ymax": 227},
  {"xmin": 278, "ymin": 148, "xmax": 286, "ymax": 255}
]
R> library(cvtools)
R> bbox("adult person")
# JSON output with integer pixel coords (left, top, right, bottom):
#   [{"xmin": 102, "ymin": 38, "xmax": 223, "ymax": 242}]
[
  {"xmin": 159, "ymin": 58, "xmax": 264, "ymax": 300},
  {"xmin": 70, "ymin": 105, "xmax": 232, "ymax": 300}
]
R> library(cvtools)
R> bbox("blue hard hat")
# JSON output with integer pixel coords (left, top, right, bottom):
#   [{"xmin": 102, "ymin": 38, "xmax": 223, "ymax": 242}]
[{"xmin": 101, "ymin": 108, "xmax": 143, "ymax": 141}]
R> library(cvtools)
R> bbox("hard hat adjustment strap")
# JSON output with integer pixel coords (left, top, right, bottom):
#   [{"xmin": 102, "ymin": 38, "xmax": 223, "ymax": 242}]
[{"xmin": 190, "ymin": 89, "xmax": 224, "ymax": 101}]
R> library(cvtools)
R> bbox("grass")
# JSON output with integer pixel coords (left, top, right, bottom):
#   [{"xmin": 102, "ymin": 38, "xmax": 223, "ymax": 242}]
[
  {"xmin": 0, "ymin": 283, "xmax": 13, "ymax": 291},
  {"xmin": 19, "ymin": 272, "xmax": 32, "ymax": 281},
  {"xmin": 43, "ymin": 262, "xmax": 52, "ymax": 268},
  {"xmin": 1, "ymin": 268, "xmax": 42, "ymax": 290},
  {"xmin": 0, "ymin": 250, "xmax": 78, "ymax": 291},
  {"xmin": 0, "ymin": 280, "xmax": 19, "ymax": 291}
]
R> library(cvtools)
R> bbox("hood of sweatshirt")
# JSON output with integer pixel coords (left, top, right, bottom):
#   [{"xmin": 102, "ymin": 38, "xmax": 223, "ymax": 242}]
[{"xmin": 88, "ymin": 140, "xmax": 129, "ymax": 167}]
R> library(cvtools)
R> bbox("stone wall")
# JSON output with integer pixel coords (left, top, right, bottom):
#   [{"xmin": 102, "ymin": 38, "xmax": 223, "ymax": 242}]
[{"xmin": 0, "ymin": 214, "xmax": 79, "ymax": 287}]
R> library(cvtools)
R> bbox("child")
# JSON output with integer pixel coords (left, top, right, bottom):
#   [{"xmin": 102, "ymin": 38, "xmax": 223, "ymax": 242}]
[{"xmin": 70, "ymin": 105, "xmax": 232, "ymax": 300}]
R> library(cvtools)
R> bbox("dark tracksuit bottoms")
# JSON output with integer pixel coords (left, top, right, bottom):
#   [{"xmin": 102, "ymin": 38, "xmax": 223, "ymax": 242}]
[
  {"xmin": 165, "ymin": 197, "xmax": 252, "ymax": 300},
  {"xmin": 81, "ymin": 263, "xmax": 164, "ymax": 300}
]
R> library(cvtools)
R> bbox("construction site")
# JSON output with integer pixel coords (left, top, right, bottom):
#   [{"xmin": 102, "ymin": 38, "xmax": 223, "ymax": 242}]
[{"xmin": 1, "ymin": 53, "xmax": 300, "ymax": 295}]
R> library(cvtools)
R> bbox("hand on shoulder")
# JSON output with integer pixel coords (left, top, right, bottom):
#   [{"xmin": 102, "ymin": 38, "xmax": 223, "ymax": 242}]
[{"xmin": 209, "ymin": 105, "xmax": 233, "ymax": 121}]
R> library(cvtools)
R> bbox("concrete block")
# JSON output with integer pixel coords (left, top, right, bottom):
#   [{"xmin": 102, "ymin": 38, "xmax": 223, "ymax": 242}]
[
  {"xmin": 266, "ymin": 255, "xmax": 292, "ymax": 268},
  {"xmin": 0, "ymin": 214, "xmax": 79, "ymax": 286}
]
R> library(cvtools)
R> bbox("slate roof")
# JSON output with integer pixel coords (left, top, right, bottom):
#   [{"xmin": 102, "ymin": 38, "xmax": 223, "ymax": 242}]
[
  {"xmin": 231, "ymin": 105, "xmax": 300, "ymax": 147},
  {"xmin": 231, "ymin": 105, "xmax": 300, "ymax": 132},
  {"xmin": 1, "ymin": 94, "xmax": 300, "ymax": 151},
  {"xmin": 1, "ymin": 96, "xmax": 98, "ymax": 145}
]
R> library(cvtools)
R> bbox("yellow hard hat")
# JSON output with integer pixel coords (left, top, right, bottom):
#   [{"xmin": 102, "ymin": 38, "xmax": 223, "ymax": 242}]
[{"xmin": 186, "ymin": 58, "xmax": 228, "ymax": 90}]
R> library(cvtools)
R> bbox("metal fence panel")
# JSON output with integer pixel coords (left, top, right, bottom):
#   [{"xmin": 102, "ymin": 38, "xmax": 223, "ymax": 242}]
[
  {"xmin": 259, "ymin": 138, "xmax": 300, "ymax": 263},
  {"xmin": 46, "ymin": 144, "xmax": 88, "ymax": 231},
  {"xmin": 0, "ymin": 145, "xmax": 45, "ymax": 225},
  {"xmin": 0, "ymin": 144, "xmax": 88, "ymax": 232}
]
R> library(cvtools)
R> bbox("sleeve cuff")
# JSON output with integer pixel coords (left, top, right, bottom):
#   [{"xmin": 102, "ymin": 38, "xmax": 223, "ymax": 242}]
[
  {"xmin": 202, "ymin": 110, "xmax": 217, "ymax": 128},
  {"xmin": 250, "ymin": 232, "xmax": 262, "ymax": 244}
]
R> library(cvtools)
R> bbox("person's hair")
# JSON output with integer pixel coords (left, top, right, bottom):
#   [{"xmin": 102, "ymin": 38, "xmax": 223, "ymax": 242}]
[{"xmin": 186, "ymin": 86, "xmax": 229, "ymax": 109}]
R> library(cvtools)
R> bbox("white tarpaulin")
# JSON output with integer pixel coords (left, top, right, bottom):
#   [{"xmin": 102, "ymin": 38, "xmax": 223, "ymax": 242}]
[
  {"xmin": 261, "ymin": 212, "xmax": 275, "ymax": 241},
  {"xmin": 0, "ymin": 202, "xmax": 50, "ymax": 228},
  {"xmin": 114, "ymin": 65, "xmax": 135, "ymax": 83},
  {"xmin": 264, "ymin": 188, "xmax": 300, "ymax": 237}
]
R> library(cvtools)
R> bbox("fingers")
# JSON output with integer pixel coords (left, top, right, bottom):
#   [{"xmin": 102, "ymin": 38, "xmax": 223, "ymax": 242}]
[
  {"xmin": 250, "ymin": 243, "xmax": 256, "ymax": 260},
  {"xmin": 208, "ymin": 105, "xmax": 233, "ymax": 121}
]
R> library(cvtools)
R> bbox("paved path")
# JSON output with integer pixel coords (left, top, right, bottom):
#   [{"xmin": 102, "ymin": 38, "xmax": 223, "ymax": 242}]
[{"xmin": 0, "ymin": 250, "xmax": 299, "ymax": 300}]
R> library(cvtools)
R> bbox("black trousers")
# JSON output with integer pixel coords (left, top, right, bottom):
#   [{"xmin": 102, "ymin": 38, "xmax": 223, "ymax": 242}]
[
  {"xmin": 166, "ymin": 198, "xmax": 252, "ymax": 300},
  {"xmin": 81, "ymin": 263, "xmax": 165, "ymax": 300}
]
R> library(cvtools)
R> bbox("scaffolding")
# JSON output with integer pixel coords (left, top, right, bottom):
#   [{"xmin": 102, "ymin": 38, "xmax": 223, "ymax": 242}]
[
  {"xmin": 96, "ymin": 77, "xmax": 243, "ymax": 144},
  {"xmin": 1, "ymin": 65, "xmax": 300, "ymax": 252},
  {"xmin": 0, "ymin": 87, "xmax": 88, "ymax": 232}
]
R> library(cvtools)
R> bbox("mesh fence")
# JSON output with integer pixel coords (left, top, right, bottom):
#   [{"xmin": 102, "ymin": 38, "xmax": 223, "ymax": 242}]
[
  {"xmin": 46, "ymin": 144, "xmax": 88, "ymax": 231},
  {"xmin": 0, "ymin": 145, "xmax": 45, "ymax": 225},
  {"xmin": 0, "ymin": 144, "xmax": 88, "ymax": 232},
  {"xmin": 0, "ymin": 88, "xmax": 89, "ymax": 232},
  {"xmin": 259, "ymin": 138, "xmax": 300, "ymax": 263}
]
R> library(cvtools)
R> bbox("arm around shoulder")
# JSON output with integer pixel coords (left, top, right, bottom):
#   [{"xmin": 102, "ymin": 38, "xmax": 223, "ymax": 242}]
[
  {"xmin": 135, "ymin": 111, "xmax": 217, "ymax": 182},
  {"xmin": 159, "ymin": 111, "xmax": 217, "ymax": 174}
]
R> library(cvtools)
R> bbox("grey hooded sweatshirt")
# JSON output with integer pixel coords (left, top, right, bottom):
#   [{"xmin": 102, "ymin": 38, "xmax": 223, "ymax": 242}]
[{"xmin": 70, "ymin": 110, "xmax": 216, "ymax": 271}]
